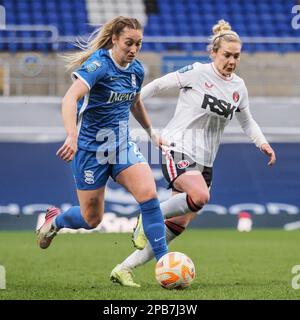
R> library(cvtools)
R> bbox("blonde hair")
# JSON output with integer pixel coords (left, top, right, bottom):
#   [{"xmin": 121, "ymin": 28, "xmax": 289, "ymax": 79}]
[
  {"xmin": 64, "ymin": 16, "xmax": 143, "ymax": 71},
  {"xmin": 208, "ymin": 20, "xmax": 241, "ymax": 53}
]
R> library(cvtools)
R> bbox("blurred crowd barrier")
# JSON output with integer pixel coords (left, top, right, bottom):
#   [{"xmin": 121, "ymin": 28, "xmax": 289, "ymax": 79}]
[{"xmin": 0, "ymin": 50, "xmax": 299, "ymax": 97}]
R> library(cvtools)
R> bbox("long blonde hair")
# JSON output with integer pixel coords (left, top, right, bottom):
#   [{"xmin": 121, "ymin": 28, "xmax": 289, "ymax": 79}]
[
  {"xmin": 208, "ymin": 20, "xmax": 241, "ymax": 54},
  {"xmin": 64, "ymin": 16, "xmax": 143, "ymax": 71}
]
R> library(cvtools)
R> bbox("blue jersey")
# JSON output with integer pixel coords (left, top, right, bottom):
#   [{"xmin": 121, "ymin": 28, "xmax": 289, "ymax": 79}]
[{"xmin": 72, "ymin": 49, "xmax": 144, "ymax": 152}]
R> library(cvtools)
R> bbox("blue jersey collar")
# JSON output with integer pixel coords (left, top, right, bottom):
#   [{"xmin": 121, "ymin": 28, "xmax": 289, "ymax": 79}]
[{"xmin": 108, "ymin": 49, "xmax": 130, "ymax": 70}]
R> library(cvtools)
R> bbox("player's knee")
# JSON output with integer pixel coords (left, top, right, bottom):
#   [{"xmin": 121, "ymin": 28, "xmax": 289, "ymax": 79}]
[
  {"xmin": 189, "ymin": 190, "xmax": 210, "ymax": 208},
  {"xmin": 136, "ymin": 188, "xmax": 157, "ymax": 203}
]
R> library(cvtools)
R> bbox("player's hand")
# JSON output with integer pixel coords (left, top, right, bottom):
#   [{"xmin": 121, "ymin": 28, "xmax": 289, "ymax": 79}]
[
  {"xmin": 56, "ymin": 134, "xmax": 78, "ymax": 162},
  {"xmin": 149, "ymin": 130, "xmax": 170, "ymax": 151},
  {"xmin": 261, "ymin": 143, "xmax": 276, "ymax": 167}
]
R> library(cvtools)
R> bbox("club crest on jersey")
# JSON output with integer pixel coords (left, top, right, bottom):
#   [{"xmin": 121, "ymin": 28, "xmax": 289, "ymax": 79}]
[
  {"xmin": 86, "ymin": 60, "xmax": 101, "ymax": 73},
  {"xmin": 177, "ymin": 160, "xmax": 190, "ymax": 169},
  {"xmin": 84, "ymin": 170, "xmax": 95, "ymax": 184},
  {"xmin": 205, "ymin": 81, "xmax": 214, "ymax": 89},
  {"xmin": 233, "ymin": 91, "xmax": 240, "ymax": 102},
  {"xmin": 131, "ymin": 74, "xmax": 137, "ymax": 87}
]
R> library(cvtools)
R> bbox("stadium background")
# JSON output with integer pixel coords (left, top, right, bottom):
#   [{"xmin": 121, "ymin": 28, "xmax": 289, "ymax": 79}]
[{"xmin": 0, "ymin": 0, "xmax": 299, "ymax": 232}]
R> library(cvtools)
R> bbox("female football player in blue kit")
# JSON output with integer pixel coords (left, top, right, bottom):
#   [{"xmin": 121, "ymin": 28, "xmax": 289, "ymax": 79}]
[{"xmin": 37, "ymin": 16, "xmax": 168, "ymax": 275}]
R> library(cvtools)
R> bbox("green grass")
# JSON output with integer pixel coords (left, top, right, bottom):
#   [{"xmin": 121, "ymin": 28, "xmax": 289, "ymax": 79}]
[{"xmin": 0, "ymin": 229, "xmax": 299, "ymax": 300}]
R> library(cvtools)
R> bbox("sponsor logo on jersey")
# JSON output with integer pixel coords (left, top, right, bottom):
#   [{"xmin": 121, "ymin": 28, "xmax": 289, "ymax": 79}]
[
  {"xmin": 205, "ymin": 81, "xmax": 214, "ymax": 89},
  {"xmin": 107, "ymin": 90, "xmax": 137, "ymax": 104},
  {"xmin": 201, "ymin": 94, "xmax": 237, "ymax": 120},
  {"xmin": 233, "ymin": 91, "xmax": 240, "ymax": 102},
  {"xmin": 86, "ymin": 60, "xmax": 101, "ymax": 73},
  {"xmin": 84, "ymin": 170, "xmax": 95, "ymax": 184},
  {"xmin": 178, "ymin": 65, "xmax": 193, "ymax": 73},
  {"xmin": 177, "ymin": 160, "xmax": 190, "ymax": 169},
  {"xmin": 131, "ymin": 74, "xmax": 137, "ymax": 87}
]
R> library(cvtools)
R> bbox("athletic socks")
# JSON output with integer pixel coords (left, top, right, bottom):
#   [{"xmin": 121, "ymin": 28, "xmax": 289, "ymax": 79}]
[
  {"xmin": 120, "ymin": 222, "xmax": 185, "ymax": 270},
  {"xmin": 54, "ymin": 206, "xmax": 93, "ymax": 230},
  {"xmin": 186, "ymin": 195, "xmax": 203, "ymax": 212},
  {"xmin": 164, "ymin": 220, "xmax": 185, "ymax": 236},
  {"xmin": 54, "ymin": 193, "xmax": 199, "ymax": 231},
  {"xmin": 139, "ymin": 198, "xmax": 167, "ymax": 261},
  {"xmin": 160, "ymin": 192, "xmax": 201, "ymax": 219}
]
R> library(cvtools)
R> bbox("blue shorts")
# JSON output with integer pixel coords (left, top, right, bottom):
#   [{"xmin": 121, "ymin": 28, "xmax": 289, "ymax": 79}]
[{"xmin": 72, "ymin": 141, "xmax": 146, "ymax": 190}]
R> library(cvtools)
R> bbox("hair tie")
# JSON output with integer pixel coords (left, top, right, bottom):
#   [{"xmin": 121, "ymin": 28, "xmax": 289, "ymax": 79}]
[{"xmin": 213, "ymin": 33, "xmax": 237, "ymax": 43}]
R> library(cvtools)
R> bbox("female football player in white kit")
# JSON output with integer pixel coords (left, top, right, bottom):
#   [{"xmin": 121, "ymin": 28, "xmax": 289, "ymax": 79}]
[{"xmin": 110, "ymin": 20, "xmax": 276, "ymax": 287}]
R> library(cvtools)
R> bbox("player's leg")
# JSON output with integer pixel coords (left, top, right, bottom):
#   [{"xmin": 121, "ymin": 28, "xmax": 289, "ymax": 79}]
[
  {"xmin": 56, "ymin": 187, "xmax": 106, "ymax": 229},
  {"xmin": 110, "ymin": 165, "xmax": 212, "ymax": 286},
  {"xmin": 37, "ymin": 187, "xmax": 105, "ymax": 249},
  {"xmin": 119, "ymin": 212, "xmax": 197, "ymax": 272},
  {"xmin": 133, "ymin": 152, "xmax": 211, "ymax": 249},
  {"xmin": 37, "ymin": 149, "xmax": 108, "ymax": 249},
  {"xmin": 119, "ymin": 170, "xmax": 208, "ymax": 272},
  {"xmin": 115, "ymin": 162, "xmax": 167, "ymax": 261},
  {"xmin": 161, "ymin": 151, "xmax": 210, "ymax": 216},
  {"xmin": 110, "ymin": 161, "xmax": 167, "ymax": 288},
  {"xmin": 156, "ymin": 163, "xmax": 212, "ymax": 247}
]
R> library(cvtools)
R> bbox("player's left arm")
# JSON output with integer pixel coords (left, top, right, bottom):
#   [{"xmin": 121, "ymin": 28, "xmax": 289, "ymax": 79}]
[
  {"xmin": 236, "ymin": 83, "xmax": 276, "ymax": 167},
  {"xmin": 131, "ymin": 94, "xmax": 169, "ymax": 149},
  {"xmin": 236, "ymin": 107, "xmax": 276, "ymax": 167}
]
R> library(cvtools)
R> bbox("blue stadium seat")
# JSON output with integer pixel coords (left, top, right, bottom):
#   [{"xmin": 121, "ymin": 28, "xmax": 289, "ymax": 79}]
[
  {"xmin": 31, "ymin": 2, "xmax": 43, "ymax": 12},
  {"xmin": 153, "ymin": 43, "xmax": 164, "ymax": 52},
  {"xmin": 0, "ymin": 0, "xmax": 90, "ymax": 52},
  {"xmin": 201, "ymin": 3, "xmax": 215, "ymax": 14},
  {"xmin": 173, "ymin": 3, "xmax": 186, "ymax": 13},
  {"xmin": 243, "ymin": 3, "xmax": 257, "ymax": 14},
  {"xmin": 8, "ymin": 43, "xmax": 19, "ymax": 53},
  {"xmin": 16, "ymin": 2, "xmax": 30, "ymax": 13},
  {"xmin": 18, "ymin": 13, "xmax": 31, "ymax": 24},
  {"xmin": 1, "ymin": 0, "xmax": 298, "ymax": 53},
  {"xmin": 186, "ymin": 3, "xmax": 200, "ymax": 14},
  {"xmin": 193, "ymin": 43, "xmax": 207, "ymax": 51},
  {"xmin": 141, "ymin": 43, "xmax": 153, "ymax": 51},
  {"xmin": 22, "ymin": 43, "xmax": 35, "ymax": 51}
]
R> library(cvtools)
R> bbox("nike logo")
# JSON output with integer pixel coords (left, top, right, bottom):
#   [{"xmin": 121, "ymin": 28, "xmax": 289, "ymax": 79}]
[
  {"xmin": 154, "ymin": 236, "xmax": 165, "ymax": 242},
  {"xmin": 110, "ymin": 77, "xmax": 118, "ymax": 81}
]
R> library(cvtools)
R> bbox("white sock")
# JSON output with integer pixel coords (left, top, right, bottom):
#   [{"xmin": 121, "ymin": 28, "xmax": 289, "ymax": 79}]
[
  {"xmin": 120, "ymin": 227, "xmax": 177, "ymax": 270},
  {"xmin": 160, "ymin": 193, "xmax": 191, "ymax": 219}
]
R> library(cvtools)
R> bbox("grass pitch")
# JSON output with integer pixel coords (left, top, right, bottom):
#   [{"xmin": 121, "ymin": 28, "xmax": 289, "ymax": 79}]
[{"xmin": 0, "ymin": 229, "xmax": 299, "ymax": 300}]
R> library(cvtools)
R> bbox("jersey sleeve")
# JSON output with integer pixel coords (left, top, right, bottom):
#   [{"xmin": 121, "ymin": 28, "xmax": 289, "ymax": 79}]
[
  {"xmin": 72, "ymin": 59, "xmax": 107, "ymax": 90},
  {"xmin": 135, "ymin": 62, "xmax": 145, "ymax": 94},
  {"xmin": 237, "ymin": 81, "xmax": 250, "ymax": 111},
  {"xmin": 175, "ymin": 62, "xmax": 202, "ymax": 88},
  {"xmin": 141, "ymin": 72, "xmax": 178, "ymax": 100},
  {"xmin": 235, "ymin": 82, "xmax": 268, "ymax": 148}
]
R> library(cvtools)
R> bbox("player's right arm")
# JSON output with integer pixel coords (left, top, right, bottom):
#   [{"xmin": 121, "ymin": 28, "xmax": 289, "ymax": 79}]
[
  {"xmin": 56, "ymin": 79, "xmax": 89, "ymax": 162},
  {"xmin": 141, "ymin": 72, "xmax": 178, "ymax": 100},
  {"xmin": 141, "ymin": 63, "xmax": 200, "ymax": 101}
]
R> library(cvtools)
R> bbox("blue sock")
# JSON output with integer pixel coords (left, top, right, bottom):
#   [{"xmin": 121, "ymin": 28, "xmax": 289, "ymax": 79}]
[
  {"xmin": 139, "ymin": 198, "xmax": 168, "ymax": 261},
  {"xmin": 54, "ymin": 206, "xmax": 93, "ymax": 230}
]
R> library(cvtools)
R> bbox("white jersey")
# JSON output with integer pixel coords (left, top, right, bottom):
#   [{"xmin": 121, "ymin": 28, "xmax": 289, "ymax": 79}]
[{"xmin": 141, "ymin": 62, "xmax": 267, "ymax": 167}]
